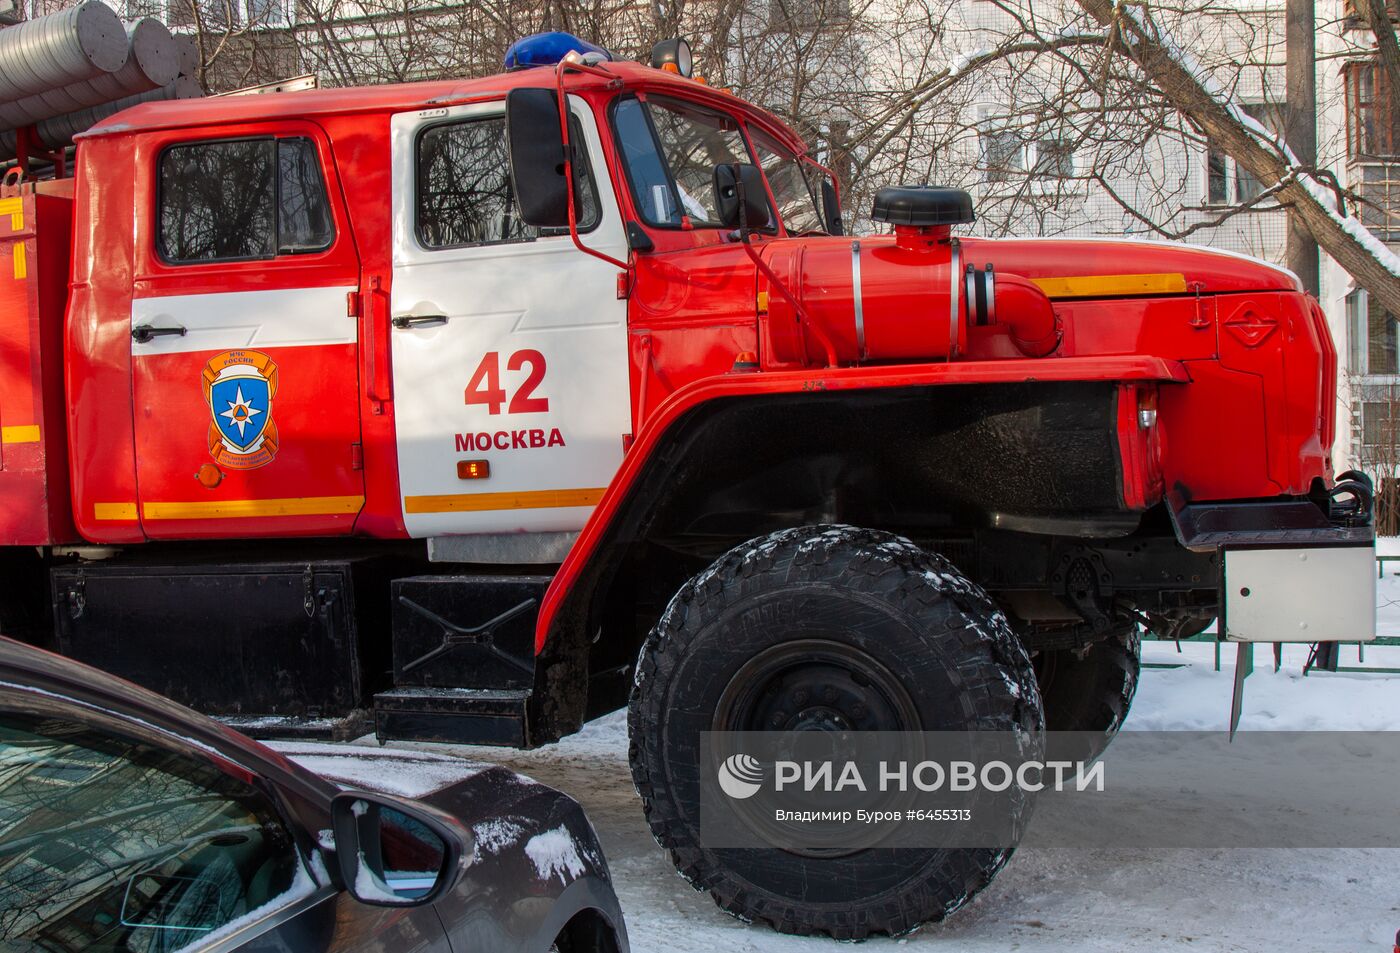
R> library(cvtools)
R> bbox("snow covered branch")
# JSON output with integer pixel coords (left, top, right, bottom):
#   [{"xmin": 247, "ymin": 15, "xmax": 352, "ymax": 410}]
[{"xmin": 1076, "ymin": 0, "xmax": 1400, "ymax": 315}]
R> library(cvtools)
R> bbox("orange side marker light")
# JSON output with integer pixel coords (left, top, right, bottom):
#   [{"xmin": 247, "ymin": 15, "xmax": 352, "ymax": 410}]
[
  {"xmin": 195, "ymin": 464, "xmax": 223, "ymax": 489},
  {"xmin": 732, "ymin": 351, "xmax": 759, "ymax": 372}
]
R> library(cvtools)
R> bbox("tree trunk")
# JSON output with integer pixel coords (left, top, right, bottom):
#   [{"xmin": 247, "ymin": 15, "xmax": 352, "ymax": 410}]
[{"xmin": 1285, "ymin": 0, "xmax": 1319, "ymax": 295}]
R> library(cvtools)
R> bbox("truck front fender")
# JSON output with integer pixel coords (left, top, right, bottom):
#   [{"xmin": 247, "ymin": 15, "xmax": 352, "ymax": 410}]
[{"xmin": 534, "ymin": 355, "xmax": 1188, "ymax": 656}]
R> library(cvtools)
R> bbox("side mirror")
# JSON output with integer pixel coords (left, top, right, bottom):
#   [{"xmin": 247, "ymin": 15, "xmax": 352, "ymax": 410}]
[
  {"xmin": 330, "ymin": 791, "xmax": 471, "ymax": 907},
  {"xmin": 713, "ymin": 163, "xmax": 771, "ymax": 231},
  {"xmin": 506, "ymin": 87, "xmax": 581, "ymax": 229},
  {"xmin": 820, "ymin": 177, "xmax": 844, "ymax": 236}
]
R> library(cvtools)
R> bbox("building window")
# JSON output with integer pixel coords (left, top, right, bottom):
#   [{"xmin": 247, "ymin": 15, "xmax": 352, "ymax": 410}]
[
  {"xmin": 1357, "ymin": 162, "xmax": 1400, "ymax": 241},
  {"xmin": 979, "ymin": 127, "xmax": 1023, "ymax": 184},
  {"xmin": 1342, "ymin": 0, "xmax": 1400, "ymax": 21},
  {"xmin": 246, "ymin": 0, "xmax": 286, "ymax": 25},
  {"xmin": 1031, "ymin": 138, "xmax": 1075, "ymax": 179},
  {"xmin": 1363, "ymin": 401, "xmax": 1399, "ymax": 447},
  {"xmin": 122, "ymin": 0, "xmax": 162, "ymax": 18},
  {"xmin": 166, "ymin": 0, "xmax": 195, "ymax": 27},
  {"xmin": 1348, "ymin": 289, "xmax": 1399, "ymax": 376},
  {"xmin": 202, "ymin": 0, "xmax": 241, "ymax": 28},
  {"xmin": 1345, "ymin": 61, "xmax": 1400, "ymax": 159},
  {"xmin": 1205, "ymin": 103, "xmax": 1283, "ymax": 205},
  {"xmin": 769, "ymin": 0, "xmax": 850, "ymax": 29}
]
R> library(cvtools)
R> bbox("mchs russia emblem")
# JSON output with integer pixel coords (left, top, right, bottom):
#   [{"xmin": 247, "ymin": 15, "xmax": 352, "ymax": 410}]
[{"xmin": 202, "ymin": 350, "xmax": 279, "ymax": 470}]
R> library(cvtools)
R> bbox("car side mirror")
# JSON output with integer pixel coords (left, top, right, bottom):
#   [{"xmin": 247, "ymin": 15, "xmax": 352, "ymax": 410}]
[
  {"xmin": 713, "ymin": 163, "xmax": 771, "ymax": 231},
  {"xmin": 506, "ymin": 87, "xmax": 581, "ymax": 229},
  {"xmin": 330, "ymin": 791, "xmax": 471, "ymax": 907},
  {"xmin": 820, "ymin": 177, "xmax": 843, "ymax": 236}
]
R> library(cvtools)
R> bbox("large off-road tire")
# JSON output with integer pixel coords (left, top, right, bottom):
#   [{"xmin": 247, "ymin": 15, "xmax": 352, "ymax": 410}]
[
  {"xmin": 628, "ymin": 525, "xmax": 1044, "ymax": 940},
  {"xmin": 1034, "ymin": 628, "xmax": 1141, "ymax": 763}
]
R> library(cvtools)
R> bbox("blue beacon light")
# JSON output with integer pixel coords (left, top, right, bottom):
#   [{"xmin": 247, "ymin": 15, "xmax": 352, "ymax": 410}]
[{"xmin": 503, "ymin": 32, "xmax": 613, "ymax": 71}]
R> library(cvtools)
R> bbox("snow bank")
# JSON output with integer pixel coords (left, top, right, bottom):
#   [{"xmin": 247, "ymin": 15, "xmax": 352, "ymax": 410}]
[{"xmin": 1129, "ymin": 641, "xmax": 1400, "ymax": 731}]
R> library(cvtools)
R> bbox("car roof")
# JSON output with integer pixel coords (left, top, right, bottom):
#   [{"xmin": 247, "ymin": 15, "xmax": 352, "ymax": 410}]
[
  {"xmin": 80, "ymin": 60, "xmax": 810, "ymax": 156},
  {"xmin": 0, "ymin": 635, "xmax": 334, "ymax": 796}
]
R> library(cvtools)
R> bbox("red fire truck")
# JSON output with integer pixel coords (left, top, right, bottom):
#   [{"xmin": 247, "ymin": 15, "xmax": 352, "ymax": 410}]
[{"xmin": 0, "ymin": 31, "xmax": 1377, "ymax": 938}]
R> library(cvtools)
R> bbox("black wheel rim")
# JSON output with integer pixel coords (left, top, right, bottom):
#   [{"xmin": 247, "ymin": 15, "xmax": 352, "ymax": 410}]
[
  {"xmin": 711, "ymin": 638, "xmax": 924, "ymax": 857},
  {"xmin": 713, "ymin": 638, "xmax": 922, "ymax": 735}
]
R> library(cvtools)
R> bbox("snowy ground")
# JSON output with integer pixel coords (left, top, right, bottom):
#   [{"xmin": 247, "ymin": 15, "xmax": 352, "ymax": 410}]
[{"xmin": 369, "ymin": 574, "xmax": 1400, "ymax": 953}]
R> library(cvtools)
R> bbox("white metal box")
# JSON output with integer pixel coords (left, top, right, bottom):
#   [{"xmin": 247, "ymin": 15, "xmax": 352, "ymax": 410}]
[{"xmin": 1224, "ymin": 545, "xmax": 1376, "ymax": 643}]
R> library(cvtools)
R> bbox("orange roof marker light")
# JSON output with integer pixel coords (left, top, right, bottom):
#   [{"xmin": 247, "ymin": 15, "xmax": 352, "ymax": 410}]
[{"xmin": 650, "ymin": 38, "xmax": 694, "ymax": 77}]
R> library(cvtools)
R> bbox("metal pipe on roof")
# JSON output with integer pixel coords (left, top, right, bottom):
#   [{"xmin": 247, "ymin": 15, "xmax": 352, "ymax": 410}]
[
  {"xmin": 0, "ymin": 18, "xmax": 179, "ymax": 131},
  {"xmin": 172, "ymin": 32, "xmax": 198, "ymax": 79},
  {"xmin": 0, "ymin": 74, "xmax": 201, "ymax": 162},
  {"xmin": 0, "ymin": 1, "xmax": 127, "ymax": 103}
]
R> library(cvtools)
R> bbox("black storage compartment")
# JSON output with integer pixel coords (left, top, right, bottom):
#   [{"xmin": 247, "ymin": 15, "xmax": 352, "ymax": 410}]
[
  {"xmin": 51, "ymin": 559, "xmax": 388, "ymax": 720},
  {"xmin": 390, "ymin": 575, "xmax": 546, "ymax": 690}
]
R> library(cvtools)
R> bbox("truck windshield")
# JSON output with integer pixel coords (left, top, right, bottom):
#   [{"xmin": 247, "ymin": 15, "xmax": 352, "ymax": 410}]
[
  {"xmin": 748, "ymin": 128, "xmax": 826, "ymax": 235},
  {"xmin": 614, "ymin": 95, "xmax": 755, "ymax": 227}
]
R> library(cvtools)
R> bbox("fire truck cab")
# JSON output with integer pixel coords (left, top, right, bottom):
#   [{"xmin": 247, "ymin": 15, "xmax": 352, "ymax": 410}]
[{"xmin": 0, "ymin": 32, "xmax": 1378, "ymax": 939}]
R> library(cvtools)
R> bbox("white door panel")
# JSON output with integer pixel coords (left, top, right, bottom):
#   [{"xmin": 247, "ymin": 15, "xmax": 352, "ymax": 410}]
[
  {"xmin": 389, "ymin": 99, "xmax": 631, "ymax": 538},
  {"xmin": 132, "ymin": 286, "xmax": 357, "ymax": 355}
]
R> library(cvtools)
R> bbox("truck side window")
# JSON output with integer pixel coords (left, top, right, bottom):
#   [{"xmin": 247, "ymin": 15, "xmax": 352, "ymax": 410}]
[
  {"xmin": 158, "ymin": 137, "xmax": 335, "ymax": 264},
  {"xmin": 748, "ymin": 128, "xmax": 826, "ymax": 235},
  {"xmin": 613, "ymin": 95, "xmax": 754, "ymax": 228},
  {"xmin": 614, "ymin": 98, "xmax": 675, "ymax": 223},
  {"xmin": 415, "ymin": 114, "xmax": 599, "ymax": 249},
  {"xmin": 277, "ymin": 138, "xmax": 336, "ymax": 254}
]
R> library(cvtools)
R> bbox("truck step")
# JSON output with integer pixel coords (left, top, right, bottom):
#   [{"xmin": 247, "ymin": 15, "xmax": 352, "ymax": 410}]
[{"xmin": 373, "ymin": 687, "xmax": 531, "ymax": 747}]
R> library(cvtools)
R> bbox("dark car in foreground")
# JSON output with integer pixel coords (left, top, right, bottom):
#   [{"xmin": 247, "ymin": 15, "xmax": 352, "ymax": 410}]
[{"xmin": 0, "ymin": 637, "xmax": 627, "ymax": 953}]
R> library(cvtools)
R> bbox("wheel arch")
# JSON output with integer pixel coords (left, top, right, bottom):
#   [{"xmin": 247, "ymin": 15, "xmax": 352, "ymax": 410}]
[{"xmin": 530, "ymin": 361, "xmax": 1175, "ymax": 736}]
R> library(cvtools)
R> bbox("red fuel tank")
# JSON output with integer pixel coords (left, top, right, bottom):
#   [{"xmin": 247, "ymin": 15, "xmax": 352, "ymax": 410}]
[{"xmin": 758, "ymin": 225, "xmax": 1059, "ymax": 367}]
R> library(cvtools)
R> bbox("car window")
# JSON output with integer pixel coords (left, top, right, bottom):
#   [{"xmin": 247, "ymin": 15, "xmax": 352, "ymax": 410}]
[
  {"xmin": 416, "ymin": 113, "xmax": 599, "ymax": 249},
  {"xmin": 748, "ymin": 128, "xmax": 826, "ymax": 235},
  {"xmin": 158, "ymin": 137, "xmax": 335, "ymax": 263},
  {"xmin": 615, "ymin": 95, "xmax": 754, "ymax": 227},
  {"xmin": 0, "ymin": 713, "xmax": 307, "ymax": 953}
]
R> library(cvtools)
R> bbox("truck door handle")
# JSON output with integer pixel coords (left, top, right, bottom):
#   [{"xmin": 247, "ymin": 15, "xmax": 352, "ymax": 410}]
[
  {"xmin": 392, "ymin": 314, "xmax": 449, "ymax": 329},
  {"xmin": 131, "ymin": 324, "xmax": 187, "ymax": 344}
]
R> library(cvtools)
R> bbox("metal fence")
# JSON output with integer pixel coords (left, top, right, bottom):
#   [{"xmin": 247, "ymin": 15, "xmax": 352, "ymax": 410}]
[{"xmin": 1140, "ymin": 554, "xmax": 1400, "ymax": 674}]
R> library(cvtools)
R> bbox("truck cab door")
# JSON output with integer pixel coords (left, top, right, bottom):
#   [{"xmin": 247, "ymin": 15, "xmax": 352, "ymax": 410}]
[
  {"xmin": 388, "ymin": 98, "xmax": 632, "ymax": 539},
  {"xmin": 130, "ymin": 125, "xmax": 365, "ymax": 538}
]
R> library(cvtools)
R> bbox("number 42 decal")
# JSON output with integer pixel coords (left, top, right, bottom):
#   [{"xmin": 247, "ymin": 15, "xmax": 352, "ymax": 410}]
[{"xmin": 465, "ymin": 350, "xmax": 549, "ymax": 415}]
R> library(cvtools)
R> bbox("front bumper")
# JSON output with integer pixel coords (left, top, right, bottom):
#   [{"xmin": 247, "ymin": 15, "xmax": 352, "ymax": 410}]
[{"xmin": 1169, "ymin": 492, "xmax": 1376, "ymax": 643}]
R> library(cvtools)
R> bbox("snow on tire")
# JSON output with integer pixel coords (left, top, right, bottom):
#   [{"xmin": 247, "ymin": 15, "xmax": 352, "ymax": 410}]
[{"xmin": 627, "ymin": 524, "xmax": 1045, "ymax": 940}]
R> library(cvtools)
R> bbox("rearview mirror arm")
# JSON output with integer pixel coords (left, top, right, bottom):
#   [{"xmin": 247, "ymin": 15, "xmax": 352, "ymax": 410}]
[{"xmin": 553, "ymin": 61, "xmax": 629, "ymax": 271}]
